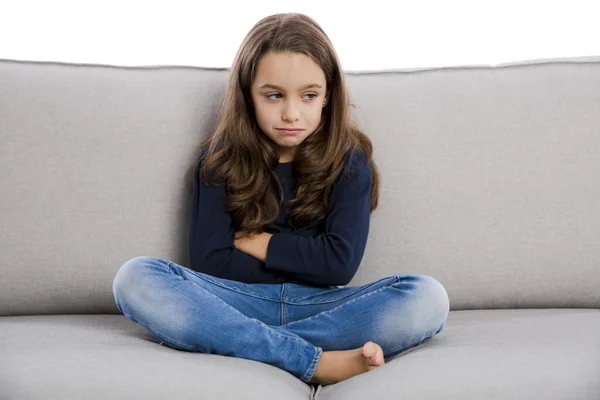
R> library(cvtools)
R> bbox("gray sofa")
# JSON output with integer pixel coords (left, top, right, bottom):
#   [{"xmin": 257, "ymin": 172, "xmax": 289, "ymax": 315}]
[{"xmin": 1, "ymin": 55, "xmax": 599, "ymax": 399}]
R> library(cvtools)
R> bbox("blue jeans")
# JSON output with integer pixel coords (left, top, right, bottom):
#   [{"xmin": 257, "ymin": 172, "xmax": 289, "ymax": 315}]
[{"xmin": 112, "ymin": 256, "xmax": 450, "ymax": 383}]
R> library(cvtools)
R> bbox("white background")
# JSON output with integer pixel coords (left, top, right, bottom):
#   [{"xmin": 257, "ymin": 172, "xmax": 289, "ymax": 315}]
[{"xmin": 0, "ymin": 0, "xmax": 598, "ymax": 71}]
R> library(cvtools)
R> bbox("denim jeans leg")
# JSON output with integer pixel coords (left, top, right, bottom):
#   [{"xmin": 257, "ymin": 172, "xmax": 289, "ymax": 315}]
[
  {"xmin": 112, "ymin": 256, "xmax": 323, "ymax": 383},
  {"xmin": 281, "ymin": 274, "xmax": 450, "ymax": 359}
]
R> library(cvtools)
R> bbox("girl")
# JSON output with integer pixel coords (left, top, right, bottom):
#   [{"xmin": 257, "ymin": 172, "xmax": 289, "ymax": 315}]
[{"xmin": 113, "ymin": 12, "xmax": 450, "ymax": 386}]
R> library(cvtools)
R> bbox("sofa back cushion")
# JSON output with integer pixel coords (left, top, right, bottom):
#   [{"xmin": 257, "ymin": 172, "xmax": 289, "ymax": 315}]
[{"xmin": 1, "ymin": 57, "xmax": 599, "ymax": 315}]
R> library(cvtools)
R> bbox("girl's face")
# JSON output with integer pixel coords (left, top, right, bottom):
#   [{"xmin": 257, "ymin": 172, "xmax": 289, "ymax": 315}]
[{"xmin": 250, "ymin": 51, "xmax": 327, "ymax": 163}]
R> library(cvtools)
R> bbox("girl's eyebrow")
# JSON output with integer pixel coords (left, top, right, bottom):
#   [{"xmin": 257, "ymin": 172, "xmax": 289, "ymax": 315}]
[{"xmin": 258, "ymin": 83, "xmax": 323, "ymax": 90}]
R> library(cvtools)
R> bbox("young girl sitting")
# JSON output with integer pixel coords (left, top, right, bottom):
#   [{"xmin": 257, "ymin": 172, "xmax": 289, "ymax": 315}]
[{"xmin": 113, "ymin": 12, "xmax": 450, "ymax": 386}]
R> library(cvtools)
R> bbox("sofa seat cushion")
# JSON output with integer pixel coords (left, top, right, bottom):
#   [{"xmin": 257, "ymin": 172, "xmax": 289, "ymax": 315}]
[
  {"xmin": 1, "ymin": 309, "xmax": 599, "ymax": 399},
  {"xmin": 0, "ymin": 314, "xmax": 315, "ymax": 399},
  {"xmin": 320, "ymin": 308, "xmax": 600, "ymax": 399}
]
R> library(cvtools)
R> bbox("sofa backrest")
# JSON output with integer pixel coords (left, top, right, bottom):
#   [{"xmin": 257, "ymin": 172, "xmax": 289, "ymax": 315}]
[{"xmin": 1, "ymin": 57, "xmax": 599, "ymax": 316}]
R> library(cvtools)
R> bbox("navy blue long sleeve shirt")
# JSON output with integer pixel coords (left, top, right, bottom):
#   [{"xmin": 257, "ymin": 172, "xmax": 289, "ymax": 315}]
[{"xmin": 189, "ymin": 149, "xmax": 373, "ymax": 288}]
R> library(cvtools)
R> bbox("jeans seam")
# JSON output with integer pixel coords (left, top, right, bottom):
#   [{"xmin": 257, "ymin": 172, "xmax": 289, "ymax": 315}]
[
  {"xmin": 284, "ymin": 275, "xmax": 398, "ymax": 305},
  {"xmin": 173, "ymin": 262, "xmax": 281, "ymax": 303},
  {"xmin": 281, "ymin": 283, "xmax": 396, "ymax": 328},
  {"xmin": 281, "ymin": 284, "xmax": 287, "ymax": 326},
  {"xmin": 301, "ymin": 346, "xmax": 322, "ymax": 382}
]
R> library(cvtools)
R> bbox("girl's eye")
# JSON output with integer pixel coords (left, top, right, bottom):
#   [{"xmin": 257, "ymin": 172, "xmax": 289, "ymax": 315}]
[{"xmin": 265, "ymin": 93, "xmax": 318, "ymax": 100}]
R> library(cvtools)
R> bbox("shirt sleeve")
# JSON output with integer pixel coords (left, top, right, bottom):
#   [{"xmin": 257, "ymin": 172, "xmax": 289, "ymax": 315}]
[
  {"xmin": 264, "ymin": 150, "xmax": 373, "ymax": 287},
  {"xmin": 188, "ymin": 156, "xmax": 285, "ymax": 284}
]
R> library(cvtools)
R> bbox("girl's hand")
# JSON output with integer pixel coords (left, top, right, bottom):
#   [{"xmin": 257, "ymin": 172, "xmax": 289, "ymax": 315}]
[{"xmin": 233, "ymin": 231, "xmax": 272, "ymax": 262}]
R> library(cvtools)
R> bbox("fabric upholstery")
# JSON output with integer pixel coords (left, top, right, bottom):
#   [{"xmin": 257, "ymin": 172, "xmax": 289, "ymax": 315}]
[{"xmin": 1, "ymin": 310, "xmax": 598, "ymax": 399}]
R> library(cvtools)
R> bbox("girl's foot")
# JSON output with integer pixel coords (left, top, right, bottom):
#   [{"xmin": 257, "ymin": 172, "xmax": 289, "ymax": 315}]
[{"xmin": 309, "ymin": 341, "xmax": 385, "ymax": 385}]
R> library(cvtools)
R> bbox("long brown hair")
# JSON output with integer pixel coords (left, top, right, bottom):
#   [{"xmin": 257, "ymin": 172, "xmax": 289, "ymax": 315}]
[{"xmin": 196, "ymin": 12, "xmax": 380, "ymax": 238}]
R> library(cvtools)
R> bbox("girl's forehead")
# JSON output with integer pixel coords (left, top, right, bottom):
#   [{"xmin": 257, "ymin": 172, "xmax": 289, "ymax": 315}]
[{"xmin": 253, "ymin": 52, "xmax": 326, "ymax": 88}]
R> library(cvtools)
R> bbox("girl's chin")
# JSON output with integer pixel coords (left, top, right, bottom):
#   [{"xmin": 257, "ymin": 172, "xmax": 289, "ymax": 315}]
[{"xmin": 277, "ymin": 137, "xmax": 301, "ymax": 146}]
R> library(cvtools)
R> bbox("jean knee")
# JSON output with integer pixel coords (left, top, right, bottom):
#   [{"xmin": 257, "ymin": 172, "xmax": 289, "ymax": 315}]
[
  {"xmin": 391, "ymin": 273, "xmax": 450, "ymax": 331},
  {"xmin": 415, "ymin": 274, "xmax": 450, "ymax": 326},
  {"xmin": 112, "ymin": 256, "xmax": 157, "ymax": 307}
]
